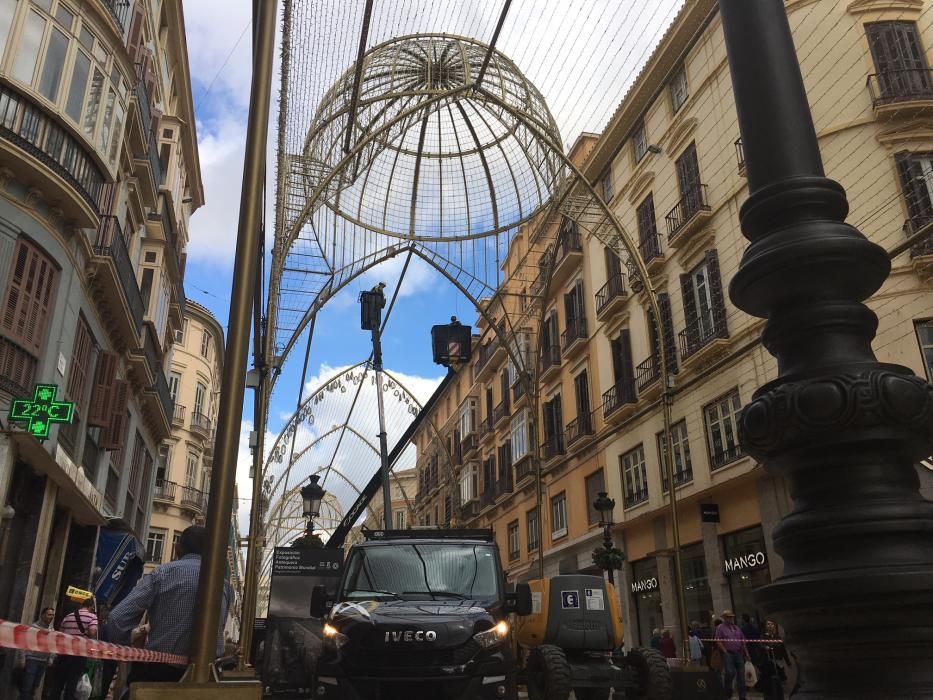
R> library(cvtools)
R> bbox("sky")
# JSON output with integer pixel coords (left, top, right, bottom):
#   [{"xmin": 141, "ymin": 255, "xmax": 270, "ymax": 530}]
[{"xmin": 178, "ymin": 0, "xmax": 685, "ymax": 533}]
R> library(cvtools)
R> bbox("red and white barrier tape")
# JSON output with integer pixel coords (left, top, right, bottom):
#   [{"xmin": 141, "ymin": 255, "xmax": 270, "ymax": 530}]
[
  {"xmin": 697, "ymin": 638, "xmax": 784, "ymax": 644},
  {"xmin": 0, "ymin": 619, "xmax": 187, "ymax": 665}
]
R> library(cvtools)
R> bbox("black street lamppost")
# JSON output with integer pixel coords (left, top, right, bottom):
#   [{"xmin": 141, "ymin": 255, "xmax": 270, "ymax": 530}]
[
  {"xmin": 719, "ymin": 2, "xmax": 933, "ymax": 697},
  {"xmin": 300, "ymin": 475, "xmax": 325, "ymax": 535},
  {"xmin": 593, "ymin": 491, "xmax": 616, "ymax": 586}
]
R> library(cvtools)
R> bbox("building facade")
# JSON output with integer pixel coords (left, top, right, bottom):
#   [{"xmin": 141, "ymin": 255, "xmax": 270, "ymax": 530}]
[
  {"xmin": 0, "ymin": 0, "xmax": 200, "ymax": 645},
  {"xmin": 412, "ymin": 0, "xmax": 933, "ymax": 649}
]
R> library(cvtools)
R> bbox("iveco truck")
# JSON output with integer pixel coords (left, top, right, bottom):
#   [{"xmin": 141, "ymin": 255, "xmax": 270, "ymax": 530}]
[{"xmin": 309, "ymin": 528, "xmax": 532, "ymax": 700}]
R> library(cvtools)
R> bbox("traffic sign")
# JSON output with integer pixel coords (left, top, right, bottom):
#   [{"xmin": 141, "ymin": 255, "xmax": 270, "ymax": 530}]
[{"xmin": 8, "ymin": 384, "xmax": 74, "ymax": 440}]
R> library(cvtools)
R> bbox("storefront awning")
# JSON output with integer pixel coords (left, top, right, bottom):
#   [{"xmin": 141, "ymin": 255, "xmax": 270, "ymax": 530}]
[{"xmin": 94, "ymin": 528, "xmax": 145, "ymax": 606}]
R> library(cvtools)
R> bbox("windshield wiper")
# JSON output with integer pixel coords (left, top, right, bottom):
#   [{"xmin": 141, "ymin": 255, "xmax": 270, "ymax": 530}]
[
  {"xmin": 402, "ymin": 590, "xmax": 467, "ymax": 600},
  {"xmin": 349, "ymin": 589, "xmax": 402, "ymax": 600}
]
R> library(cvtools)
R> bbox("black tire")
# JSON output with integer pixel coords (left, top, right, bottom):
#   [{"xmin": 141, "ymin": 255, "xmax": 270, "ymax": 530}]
[
  {"xmin": 526, "ymin": 644, "xmax": 572, "ymax": 700},
  {"xmin": 573, "ymin": 688, "xmax": 611, "ymax": 700},
  {"xmin": 623, "ymin": 647, "xmax": 672, "ymax": 700}
]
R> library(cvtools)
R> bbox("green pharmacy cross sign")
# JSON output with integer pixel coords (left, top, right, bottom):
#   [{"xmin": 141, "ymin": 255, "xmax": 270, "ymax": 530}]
[{"xmin": 9, "ymin": 384, "xmax": 75, "ymax": 441}]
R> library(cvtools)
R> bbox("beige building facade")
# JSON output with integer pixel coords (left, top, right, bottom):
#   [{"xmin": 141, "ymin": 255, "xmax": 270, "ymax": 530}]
[{"xmin": 413, "ymin": 0, "xmax": 933, "ymax": 649}]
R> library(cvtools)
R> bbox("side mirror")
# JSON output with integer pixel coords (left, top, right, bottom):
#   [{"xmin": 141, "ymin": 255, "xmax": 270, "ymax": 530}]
[
  {"xmin": 510, "ymin": 583, "xmax": 533, "ymax": 616},
  {"xmin": 310, "ymin": 585, "xmax": 328, "ymax": 618}
]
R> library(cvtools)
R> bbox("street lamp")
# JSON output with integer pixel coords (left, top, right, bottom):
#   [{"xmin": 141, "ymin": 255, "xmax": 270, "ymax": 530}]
[
  {"xmin": 593, "ymin": 491, "xmax": 616, "ymax": 586},
  {"xmin": 300, "ymin": 475, "xmax": 325, "ymax": 534}
]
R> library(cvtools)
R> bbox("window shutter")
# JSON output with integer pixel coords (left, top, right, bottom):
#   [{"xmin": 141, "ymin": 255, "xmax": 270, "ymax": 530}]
[
  {"xmin": 705, "ymin": 250, "xmax": 728, "ymax": 337},
  {"xmin": 66, "ymin": 317, "xmax": 94, "ymax": 406},
  {"xmin": 1, "ymin": 239, "xmax": 58, "ymax": 355},
  {"xmin": 895, "ymin": 151, "xmax": 932, "ymax": 222},
  {"xmin": 618, "ymin": 329, "xmax": 634, "ymax": 387},
  {"xmin": 680, "ymin": 273, "xmax": 700, "ymax": 353},
  {"xmin": 100, "ymin": 380, "xmax": 129, "ymax": 450},
  {"xmin": 658, "ymin": 292, "xmax": 678, "ymax": 374},
  {"xmin": 88, "ymin": 351, "xmax": 119, "ymax": 427}
]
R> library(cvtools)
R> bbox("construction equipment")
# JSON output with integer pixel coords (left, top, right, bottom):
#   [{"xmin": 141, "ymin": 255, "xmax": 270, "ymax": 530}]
[{"xmin": 515, "ymin": 574, "xmax": 672, "ymax": 700}]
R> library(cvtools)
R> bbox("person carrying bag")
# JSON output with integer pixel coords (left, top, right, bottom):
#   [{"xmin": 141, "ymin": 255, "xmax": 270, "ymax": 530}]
[{"xmin": 49, "ymin": 597, "xmax": 98, "ymax": 699}]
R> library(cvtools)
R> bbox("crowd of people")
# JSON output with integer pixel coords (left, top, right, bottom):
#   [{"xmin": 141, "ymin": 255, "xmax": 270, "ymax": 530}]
[
  {"xmin": 651, "ymin": 610, "xmax": 794, "ymax": 699},
  {"xmin": 11, "ymin": 526, "xmax": 234, "ymax": 699}
]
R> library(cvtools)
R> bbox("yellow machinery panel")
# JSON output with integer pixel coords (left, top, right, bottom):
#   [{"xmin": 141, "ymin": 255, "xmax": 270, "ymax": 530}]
[
  {"xmin": 515, "ymin": 578, "xmax": 549, "ymax": 646},
  {"xmin": 515, "ymin": 577, "xmax": 624, "ymax": 649}
]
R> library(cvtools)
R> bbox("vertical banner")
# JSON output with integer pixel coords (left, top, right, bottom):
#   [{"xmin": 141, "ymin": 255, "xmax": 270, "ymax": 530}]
[{"xmin": 261, "ymin": 547, "xmax": 343, "ymax": 697}]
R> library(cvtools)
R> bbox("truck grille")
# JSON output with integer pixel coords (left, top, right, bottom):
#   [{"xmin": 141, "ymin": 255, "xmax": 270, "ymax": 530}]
[{"xmin": 363, "ymin": 640, "xmax": 481, "ymax": 669}]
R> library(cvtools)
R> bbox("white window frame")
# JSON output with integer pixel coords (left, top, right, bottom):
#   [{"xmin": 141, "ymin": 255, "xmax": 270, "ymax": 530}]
[
  {"xmin": 633, "ymin": 123, "xmax": 649, "ymax": 163},
  {"xmin": 670, "ymin": 64, "xmax": 689, "ymax": 113},
  {"xmin": 507, "ymin": 520, "xmax": 520, "ymax": 560},
  {"xmin": 917, "ymin": 320, "xmax": 933, "ymax": 381},
  {"xmin": 460, "ymin": 463, "xmax": 478, "ymax": 503},
  {"xmin": 458, "ymin": 397, "xmax": 476, "ymax": 436},
  {"xmin": 704, "ymin": 390, "xmax": 743, "ymax": 469},
  {"xmin": 620, "ymin": 445, "xmax": 649, "ymax": 507},
  {"xmin": 194, "ymin": 382, "xmax": 206, "ymax": 416},
  {"xmin": 168, "ymin": 371, "xmax": 181, "ymax": 401},
  {"xmin": 600, "ymin": 169, "xmax": 613, "ymax": 202},
  {"xmin": 658, "ymin": 420, "xmax": 694, "ymax": 492},
  {"xmin": 551, "ymin": 491, "xmax": 567, "ymax": 539},
  {"xmin": 394, "ymin": 509, "xmax": 406, "ymax": 529},
  {"xmin": 146, "ymin": 528, "xmax": 165, "ymax": 563},
  {"xmin": 526, "ymin": 508, "xmax": 539, "ymax": 552},
  {"xmin": 200, "ymin": 328, "xmax": 211, "ymax": 358},
  {"xmin": 510, "ymin": 409, "xmax": 530, "ymax": 461}
]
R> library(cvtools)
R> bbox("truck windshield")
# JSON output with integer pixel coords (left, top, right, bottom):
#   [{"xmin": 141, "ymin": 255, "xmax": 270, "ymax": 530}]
[{"xmin": 342, "ymin": 543, "xmax": 500, "ymax": 602}]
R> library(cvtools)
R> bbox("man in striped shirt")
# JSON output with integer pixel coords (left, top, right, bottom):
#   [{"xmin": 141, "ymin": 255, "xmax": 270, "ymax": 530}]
[
  {"xmin": 49, "ymin": 597, "xmax": 98, "ymax": 700},
  {"xmin": 106, "ymin": 525, "xmax": 231, "ymax": 688}
]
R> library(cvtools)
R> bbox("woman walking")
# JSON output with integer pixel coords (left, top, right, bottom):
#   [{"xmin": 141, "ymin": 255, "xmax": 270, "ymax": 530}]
[{"xmin": 760, "ymin": 620, "xmax": 791, "ymax": 700}]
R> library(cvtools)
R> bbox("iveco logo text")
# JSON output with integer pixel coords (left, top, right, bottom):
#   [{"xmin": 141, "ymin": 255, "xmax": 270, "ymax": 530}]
[{"xmin": 385, "ymin": 630, "xmax": 437, "ymax": 642}]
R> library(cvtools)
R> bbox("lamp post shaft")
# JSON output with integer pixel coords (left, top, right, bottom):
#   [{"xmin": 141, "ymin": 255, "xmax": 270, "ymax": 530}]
[
  {"xmin": 719, "ymin": 1, "xmax": 933, "ymax": 697},
  {"xmin": 371, "ymin": 326, "xmax": 392, "ymax": 530}
]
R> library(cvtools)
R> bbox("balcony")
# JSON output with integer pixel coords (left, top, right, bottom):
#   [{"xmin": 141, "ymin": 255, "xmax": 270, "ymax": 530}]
[
  {"xmin": 602, "ymin": 379, "xmax": 637, "ymax": 422},
  {"xmin": 542, "ymin": 433, "xmax": 565, "ymax": 462},
  {"xmin": 903, "ymin": 217, "xmax": 933, "ymax": 273},
  {"xmin": 638, "ymin": 232, "xmax": 665, "ymax": 276},
  {"xmin": 666, "ymin": 184, "xmax": 712, "ymax": 247},
  {"xmin": 561, "ymin": 316, "xmax": 588, "ymax": 357},
  {"xmin": 173, "ymin": 404, "xmax": 186, "ymax": 428},
  {"xmin": 595, "ymin": 273, "xmax": 627, "ymax": 320},
  {"xmin": 480, "ymin": 487, "xmax": 497, "ymax": 509},
  {"xmin": 635, "ymin": 356, "xmax": 660, "ymax": 394},
  {"xmin": 128, "ymin": 321, "xmax": 162, "ymax": 386},
  {"xmin": 493, "ymin": 398, "xmax": 510, "ymax": 427},
  {"xmin": 867, "ymin": 69, "xmax": 933, "ymax": 119},
  {"xmin": 679, "ymin": 314, "xmax": 729, "ymax": 367},
  {"xmin": 0, "ymin": 83, "xmax": 108, "ymax": 227},
  {"xmin": 624, "ymin": 488, "xmax": 649, "ymax": 510},
  {"xmin": 551, "ymin": 222, "xmax": 584, "ymax": 288},
  {"xmin": 515, "ymin": 456, "xmax": 534, "ymax": 483},
  {"xmin": 135, "ymin": 135, "xmax": 164, "ymax": 206},
  {"xmin": 497, "ymin": 470, "xmax": 513, "ymax": 498},
  {"xmin": 128, "ymin": 68, "xmax": 153, "ymax": 155},
  {"xmin": 565, "ymin": 412, "xmax": 594, "ymax": 447},
  {"xmin": 710, "ymin": 444, "xmax": 746, "ymax": 471},
  {"xmin": 154, "ymin": 480, "xmax": 177, "ymax": 503},
  {"xmin": 141, "ymin": 370, "xmax": 173, "ymax": 438},
  {"xmin": 475, "ymin": 329, "xmax": 508, "ymax": 380},
  {"xmin": 662, "ymin": 466, "xmax": 693, "ymax": 494},
  {"xmin": 90, "ymin": 216, "xmax": 145, "ymax": 351},
  {"xmin": 735, "ymin": 138, "xmax": 746, "ymax": 177},
  {"xmin": 460, "ymin": 432, "xmax": 479, "ymax": 459},
  {"xmin": 190, "ymin": 411, "xmax": 213, "ymax": 439},
  {"xmin": 479, "ymin": 415, "xmax": 494, "ymax": 439},
  {"xmin": 540, "ymin": 344, "xmax": 561, "ymax": 383},
  {"xmin": 512, "ymin": 379, "xmax": 528, "ymax": 406},
  {"xmin": 101, "ymin": 0, "xmax": 132, "ymax": 30},
  {"xmin": 459, "ymin": 498, "xmax": 480, "ymax": 521},
  {"xmin": 180, "ymin": 485, "xmax": 206, "ymax": 512}
]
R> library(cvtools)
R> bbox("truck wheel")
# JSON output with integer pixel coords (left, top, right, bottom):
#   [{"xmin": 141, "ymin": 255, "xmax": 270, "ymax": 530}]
[
  {"xmin": 526, "ymin": 644, "xmax": 571, "ymax": 700},
  {"xmin": 572, "ymin": 688, "xmax": 611, "ymax": 700},
  {"xmin": 624, "ymin": 647, "xmax": 672, "ymax": 700}
]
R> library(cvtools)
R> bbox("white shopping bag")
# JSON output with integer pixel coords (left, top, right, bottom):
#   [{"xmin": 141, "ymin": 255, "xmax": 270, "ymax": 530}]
[
  {"xmin": 745, "ymin": 660, "xmax": 759, "ymax": 687},
  {"xmin": 75, "ymin": 672, "xmax": 92, "ymax": 700}
]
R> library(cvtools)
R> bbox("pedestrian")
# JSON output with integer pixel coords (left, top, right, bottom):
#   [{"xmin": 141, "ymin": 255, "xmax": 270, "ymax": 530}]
[
  {"xmin": 650, "ymin": 628, "xmax": 662, "ymax": 651},
  {"xmin": 14, "ymin": 606, "xmax": 55, "ymax": 699},
  {"xmin": 659, "ymin": 629, "xmax": 676, "ymax": 659},
  {"xmin": 760, "ymin": 620, "xmax": 791, "ymax": 700},
  {"xmin": 697, "ymin": 618, "xmax": 713, "ymax": 665},
  {"xmin": 715, "ymin": 610, "xmax": 750, "ymax": 700},
  {"xmin": 688, "ymin": 622, "xmax": 704, "ymax": 665},
  {"xmin": 741, "ymin": 612, "xmax": 763, "ymax": 681},
  {"xmin": 105, "ymin": 526, "xmax": 231, "ymax": 690},
  {"xmin": 49, "ymin": 597, "xmax": 98, "ymax": 700}
]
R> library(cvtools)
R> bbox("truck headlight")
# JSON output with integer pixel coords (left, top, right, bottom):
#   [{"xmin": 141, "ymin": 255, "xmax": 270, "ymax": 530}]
[
  {"xmin": 322, "ymin": 623, "xmax": 350, "ymax": 650},
  {"xmin": 473, "ymin": 620, "xmax": 509, "ymax": 649}
]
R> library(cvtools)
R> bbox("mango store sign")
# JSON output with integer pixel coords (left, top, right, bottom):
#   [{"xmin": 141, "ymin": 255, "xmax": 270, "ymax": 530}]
[{"xmin": 724, "ymin": 550, "xmax": 767, "ymax": 574}]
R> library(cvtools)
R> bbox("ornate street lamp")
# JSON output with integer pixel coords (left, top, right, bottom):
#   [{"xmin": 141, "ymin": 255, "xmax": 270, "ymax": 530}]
[
  {"xmin": 593, "ymin": 491, "xmax": 617, "ymax": 586},
  {"xmin": 300, "ymin": 475, "xmax": 325, "ymax": 534},
  {"xmin": 719, "ymin": 1, "xmax": 933, "ymax": 695}
]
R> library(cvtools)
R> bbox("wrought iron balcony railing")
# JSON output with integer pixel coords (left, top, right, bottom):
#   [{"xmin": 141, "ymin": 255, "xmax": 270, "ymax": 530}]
[
  {"xmin": 512, "ymin": 380, "xmax": 526, "ymax": 403},
  {"xmin": 565, "ymin": 412, "xmax": 594, "ymax": 446},
  {"xmin": 94, "ymin": 216, "xmax": 145, "ymax": 333},
  {"xmin": 602, "ymin": 379, "xmax": 637, "ymax": 419},
  {"xmin": 460, "ymin": 432, "xmax": 478, "ymax": 456},
  {"xmin": 624, "ymin": 488, "xmax": 649, "ymax": 509},
  {"xmin": 635, "ymin": 356, "xmax": 659, "ymax": 392},
  {"xmin": 181, "ymin": 485, "xmax": 206, "ymax": 511},
  {"xmin": 710, "ymin": 444, "xmax": 745, "ymax": 470},
  {"xmin": 735, "ymin": 138, "xmax": 745, "ymax": 173},
  {"xmin": 154, "ymin": 479, "xmax": 177, "ymax": 502},
  {"xmin": 639, "ymin": 231, "xmax": 663, "ymax": 264},
  {"xmin": 557, "ymin": 223, "xmax": 583, "ymax": 261},
  {"xmin": 494, "ymin": 398, "xmax": 510, "ymax": 425},
  {"xmin": 190, "ymin": 411, "xmax": 213, "ymax": 436},
  {"xmin": 561, "ymin": 316, "xmax": 587, "ymax": 352},
  {"xmin": 515, "ymin": 456, "xmax": 534, "ymax": 482},
  {"xmin": 102, "ymin": 0, "xmax": 132, "ymax": 30},
  {"xmin": 679, "ymin": 313, "xmax": 728, "ymax": 362},
  {"xmin": 173, "ymin": 404, "xmax": 186, "ymax": 426},
  {"xmin": 479, "ymin": 415, "xmax": 494, "ymax": 437},
  {"xmin": 666, "ymin": 183, "xmax": 711, "ymax": 240},
  {"xmin": 541, "ymin": 343, "xmax": 561, "ymax": 374},
  {"xmin": 595, "ymin": 273, "xmax": 627, "ymax": 314},
  {"xmin": 153, "ymin": 371, "xmax": 174, "ymax": 423},
  {"xmin": 904, "ymin": 216, "xmax": 933, "ymax": 258},
  {"xmin": 867, "ymin": 69, "xmax": 933, "ymax": 107},
  {"xmin": 542, "ymin": 432, "xmax": 565, "ymax": 461}
]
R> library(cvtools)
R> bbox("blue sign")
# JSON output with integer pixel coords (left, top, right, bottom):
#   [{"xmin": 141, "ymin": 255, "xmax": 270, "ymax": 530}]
[{"xmin": 561, "ymin": 590, "xmax": 580, "ymax": 609}]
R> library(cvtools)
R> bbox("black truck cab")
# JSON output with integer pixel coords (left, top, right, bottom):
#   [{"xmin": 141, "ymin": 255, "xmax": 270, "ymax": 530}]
[{"xmin": 310, "ymin": 529, "xmax": 530, "ymax": 700}]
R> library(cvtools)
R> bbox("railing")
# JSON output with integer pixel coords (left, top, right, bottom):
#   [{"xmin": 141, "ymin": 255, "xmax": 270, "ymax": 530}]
[
  {"xmin": 480, "ymin": 487, "xmax": 497, "ymax": 508},
  {"xmin": 710, "ymin": 444, "xmax": 745, "ymax": 470},
  {"xmin": 735, "ymin": 138, "xmax": 745, "ymax": 172},
  {"xmin": 561, "ymin": 316, "xmax": 587, "ymax": 352},
  {"xmin": 154, "ymin": 480, "xmax": 177, "ymax": 502},
  {"xmin": 497, "ymin": 471, "xmax": 513, "ymax": 497},
  {"xmin": 662, "ymin": 465, "xmax": 693, "ymax": 492},
  {"xmin": 542, "ymin": 432, "xmax": 565, "ymax": 461},
  {"xmin": 512, "ymin": 380, "xmax": 526, "ymax": 403},
  {"xmin": 904, "ymin": 216, "xmax": 933, "ymax": 258},
  {"xmin": 153, "ymin": 371, "xmax": 174, "ymax": 422},
  {"xmin": 102, "ymin": 0, "xmax": 132, "ymax": 30},
  {"xmin": 140, "ymin": 322, "xmax": 162, "ymax": 376},
  {"xmin": 134, "ymin": 66, "xmax": 153, "ymax": 137},
  {"xmin": 557, "ymin": 223, "xmax": 583, "ymax": 262},
  {"xmin": 460, "ymin": 432, "xmax": 477, "ymax": 456},
  {"xmin": 159, "ymin": 192, "xmax": 180, "ymax": 262},
  {"xmin": 639, "ymin": 231, "xmax": 663, "ymax": 264},
  {"xmin": 191, "ymin": 411, "xmax": 213, "ymax": 435},
  {"xmin": 541, "ymin": 343, "xmax": 561, "ymax": 374},
  {"xmin": 181, "ymin": 485, "xmax": 206, "ymax": 511},
  {"xmin": 476, "ymin": 337, "xmax": 499, "ymax": 374},
  {"xmin": 635, "ymin": 356, "xmax": 659, "ymax": 392},
  {"xmin": 147, "ymin": 136, "xmax": 164, "ymax": 188},
  {"xmin": 565, "ymin": 412, "xmax": 594, "ymax": 446},
  {"xmin": 0, "ymin": 336, "xmax": 36, "ymax": 398},
  {"xmin": 602, "ymin": 379, "xmax": 636, "ymax": 418},
  {"xmin": 493, "ymin": 399, "xmax": 510, "ymax": 425},
  {"xmin": 479, "ymin": 415, "xmax": 494, "ymax": 437},
  {"xmin": 0, "ymin": 83, "xmax": 107, "ymax": 214},
  {"xmin": 679, "ymin": 314, "xmax": 728, "ymax": 361},
  {"xmin": 515, "ymin": 456, "xmax": 534, "ymax": 482},
  {"xmin": 173, "ymin": 404, "xmax": 186, "ymax": 426},
  {"xmin": 94, "ymin": 216, "xmax": 144, "ymax": 333},
  {"xmin": 666, "ymin": 183, "xmax": 711, "ymax": 239},
  {"xmin": 867, "ymin": 69, "xmax": 933, "ymax": 107},
  {"xmin": 624, "ymin": 488, "xmax": 649, "ymax": 509},
  {"xmin": 596, "ymin": 273, "xmax": 627, "ymax": 314}
]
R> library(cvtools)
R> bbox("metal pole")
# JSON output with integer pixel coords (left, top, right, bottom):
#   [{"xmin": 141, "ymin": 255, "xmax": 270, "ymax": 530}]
[
  {"xmin": 604, "ymin": 527, "xmax": 614, "ymax": 587},
  {"xmin": 187, "ymin": 0, "xmax": 277, "ymax": 682},
  {"xmin": 719, "ymin": 1, "xmax": 933, "ymax": 696},
  {"xmin": 661, "ymin": 388, "xmax": 689, "ymax": 658},
  {"xmin": 371, "ymin": 325, "xmax": 392, "ymax": 529}
]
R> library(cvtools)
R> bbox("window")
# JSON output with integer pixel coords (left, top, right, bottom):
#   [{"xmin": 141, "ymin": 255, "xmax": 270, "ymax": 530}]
[
  {"xmin": 658, "ymin": 420, "xmax": 693, "ymax": 492},
  {"xmin": 185, "ymin": 453, "xmax": 198, "ymax": 488},
  {"xmin": 168, "ymin": 372, "xmax": 181, "ymax": 401},
  {"xmin": 675, "ymin": 142, "xmax": 702, "ymax": 203},
  {"xmin": 66, "ymin": 315, "xmax": 96, "ymax": 412},
  {"xmin": 146, "ymin": 529, "xmax": 165, "ymax": 563},
  {"xmin": 460, "ymin": 463, "xmax": 478, "ymax": 503},
  {"xmin": 895, "ymin": 151, "xmax": 933, "ymax": 230},
  {"xmin": 573, "ymin": 370, "xmax": 590, "ymax": 424},
  {"xmin": 633, "ymin": 122, "xmax": 648, "ymax": 163},
  {"xmin": 542, "ymin": 394, "xmax": 563, "ymax": 456},
  {"xmin": 705, "ymin": 390, "xmax": 744, "ymax": 469},
  {"xmin": 200, "ymin": 328, "xmax": 211, "ymax": 358},
  {"xmin": 680, "ymin": 251, "xmax": 727, "ymax": 356},
  {"xmin": 507, "ymin": 520, "xmax": 520, "ymax": 561},
  {"xmin": 620, "ymin": 445, "xmax": 649, "ymax": 508},
  {"xmin": 172, "ymin": 531, "xmax": 181, "ymax": 560},
  {"xmin": 636, "ymin": 194, "xmax": 659, "ymax": 259},
  {"xmin": 917, "ymin": 321, "xmax": 933, "ymax": 380},
  {"xmin": 511, "ymin": 409, "xmax": 531, "ymax": 461},
  {"xmin": 526, "ymin": 508, "xmax": 539, "ymax": 552},
  {"xmin": 551, "ymin": 492, "xmax": 568, "ymax": 539},
  {"xmin": 0, "ymin": 1, "xmax": 16, "ymax": 58},
  {"xmin": 670, "ymin": 64, "xmax": 689, "ymax": 113},
  {"xmin": 610, "ymin": 330, "xmax": 634, "ymax": 392},
  {"xmin": 866, "ymin": 22, "xmax": 932, "ymax": 101},
  {"xmin": 194, "ymin": 382, "xmax": 206, "ymax": 417},
  {"xmin": 394, "ymin": 509, "xmax": 407, "ymax": 529},
  {"xmin": 459, "ymin": 398, "xmax": 477, "ymax": 436},
  {"xmin": 584, "ymin": 469, "xmax": 605, "ymax": 525},
  {"xmin": 563, "ymin": 280, "xmax": 586, "ymax": 342},
  {"xmin": 600, "ymin": 169, "xmax": 613, "ymax": 202}
]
